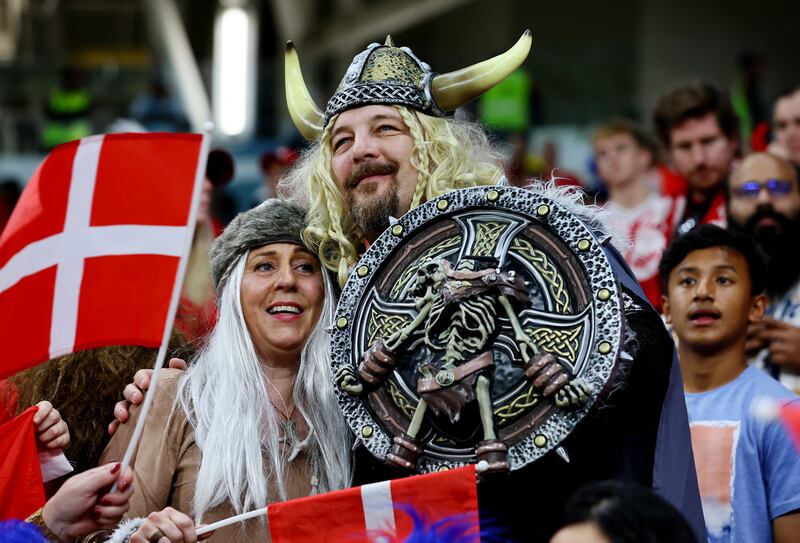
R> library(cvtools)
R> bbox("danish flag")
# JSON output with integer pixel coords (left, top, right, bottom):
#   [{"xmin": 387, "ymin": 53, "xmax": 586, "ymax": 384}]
[
  {"xmin": 268, "ymin": 465, "xmax": 479, "ymax": 542},
  {"xmin": 0, "ymin": 133, "xmax": 205, "ymax": 379}
]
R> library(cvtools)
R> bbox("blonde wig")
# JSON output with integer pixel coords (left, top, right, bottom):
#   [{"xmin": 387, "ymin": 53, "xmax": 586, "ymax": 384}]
[{"xmin": 279, "ymin": 106, "xmax": 506, "ymax": 286}]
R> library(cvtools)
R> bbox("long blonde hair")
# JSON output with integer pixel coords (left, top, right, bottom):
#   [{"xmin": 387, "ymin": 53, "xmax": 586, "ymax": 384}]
[{"xmin": 280, "ymin": 106, "xmax": 505, "ymax": 286}]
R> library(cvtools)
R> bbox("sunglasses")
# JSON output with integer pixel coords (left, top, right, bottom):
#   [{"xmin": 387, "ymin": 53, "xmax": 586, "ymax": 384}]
[{"xmin": 733, "ymin": 179, "xmax": 794, "ymax": 198}]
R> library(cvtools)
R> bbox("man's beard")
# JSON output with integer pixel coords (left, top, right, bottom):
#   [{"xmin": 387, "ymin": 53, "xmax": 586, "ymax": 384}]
[
  {"xmin": 729, "ymin": 203, "xmax": 800, "ymax": 298},
  {"xmin": 344, "ymin": 161, "xmax": 401, "ymax": 240}
]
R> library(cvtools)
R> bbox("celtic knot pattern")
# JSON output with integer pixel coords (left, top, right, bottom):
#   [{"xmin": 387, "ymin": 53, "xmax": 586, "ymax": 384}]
[
  {"xmin": 527, "ymin": 325, "xmax": 583, "ymax": 364},
  {"xmin": 494, "ymin": 382, "xmax": 541, "ymax": 423},
  {"xmin": 390, "ymin": 236, "xmax": 461, "ymax": 298},
  {"xmin": 472, "ymin": 222, "xmax": 509, "ymax": 257},
  {"xmin": 511, "ymin": 238, "xmax": 571, "ymax": 313},
  {"xmin": 325, "ymin": 83, "xmax": 428, "ymax": 125},
  {"xmin": 367, "ymin": 312, "xmax": 411, "ymax": 346},
  {"xmin": 387, "ymin": 379, "xmax": 417, "ymax": 419}
]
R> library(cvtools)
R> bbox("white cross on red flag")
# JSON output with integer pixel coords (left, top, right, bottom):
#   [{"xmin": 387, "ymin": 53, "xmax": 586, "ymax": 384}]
[
  {"xmin": 0, "ymin": 133, "xmax": 205, "ymax": 379},
  {"xmin": 267, "ymin": 465, "xmax": 479, "ymax": 542}
]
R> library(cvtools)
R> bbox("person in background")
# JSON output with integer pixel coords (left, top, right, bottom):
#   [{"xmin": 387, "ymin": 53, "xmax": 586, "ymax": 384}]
[
  {"xmin": 257, "ymin": 146, "xmax": 299, "ymax": 203},
  {"xmin": 592, "ymin": 118, "xmax": 684, "ymax": 310},
  {"xmin": 6, "ymin": 335, "xmax": 192, "ymax": 474},
  {"xmin": 40, "ymin": 67, "xmax": 92, "ymax": 150},
  {"xmin": 653, "ymin": 83, "xmax": 739, "ymax": 234},
  {"xmin": 550, "ymin": 480, "xmax": 697, "ymax": 543},
  {"xmin": 770, "ymin": 87, "xmax": 800, "ymax": 174},
  {"xmin": 175, "ymin": 148, "xmax": 235, "ymax": 343},
  {"xmin": 726, "ymin": 152, "xmax": 800, "ymax": 393},
  {"xmin": 659, "ymin": 225, "xmax": 800, "ymax": 542}
]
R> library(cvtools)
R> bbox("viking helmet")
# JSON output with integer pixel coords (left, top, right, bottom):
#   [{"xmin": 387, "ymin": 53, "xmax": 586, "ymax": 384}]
[{"xmin": 285, "ymin": 31, "xmax": 532, "ymax": 140}]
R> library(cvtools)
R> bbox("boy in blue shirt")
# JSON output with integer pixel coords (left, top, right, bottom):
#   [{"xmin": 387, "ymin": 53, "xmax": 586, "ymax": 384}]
[{"xmin": 660, "ymin": 224, "xmax": 800, "ymax": 542}]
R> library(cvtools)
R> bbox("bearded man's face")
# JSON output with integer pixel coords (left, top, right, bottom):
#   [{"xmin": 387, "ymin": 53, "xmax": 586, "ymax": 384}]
[
  {"xmin": 727, "ymin": 153, "xmax": 800, "ymax": 295},
  {"xmin": 330, "ymin": 105, "xmax": 419, "ymax": 239},
  {"xmin": 727, "ymin": 154, "xmax": 800, "ymax": 251}
]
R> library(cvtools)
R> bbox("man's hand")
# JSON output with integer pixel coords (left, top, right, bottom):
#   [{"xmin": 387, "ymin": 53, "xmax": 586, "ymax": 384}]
[
  {"xmin": 759, "ymin": 318, "xmax": 800, "ymax": 372},
  {"xmin": 108, "ymin": 358, "xmax": 188, "ymax": 436},
  {"xmin": 33, "ymin": 401, "xmax": 70, "ymax": 450},
  {"xmin": 41, "ymin": 463, "xmax": 134, "ymax": 542}
]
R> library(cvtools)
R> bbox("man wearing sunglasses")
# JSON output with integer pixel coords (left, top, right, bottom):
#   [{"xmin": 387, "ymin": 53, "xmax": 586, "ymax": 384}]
[{"xmin": 727, "ymin": 152, "xmax": 800, "ymax": 392}]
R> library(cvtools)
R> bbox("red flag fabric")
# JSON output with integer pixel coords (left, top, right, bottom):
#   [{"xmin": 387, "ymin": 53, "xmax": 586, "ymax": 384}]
[
  {"xmin": 781, "ymin": 402, "xmax": 800, "ymax": 451},
  {"xmin": 0, "ymin": 407, "xmax": 45, "ymax": 520},
  {"xmin": 268, "ymin": 465, "xmax": 478, "ymax": 542},
  {"xmin": 0, "ymin": 133, "xmax": 204, "ymax": 378}
]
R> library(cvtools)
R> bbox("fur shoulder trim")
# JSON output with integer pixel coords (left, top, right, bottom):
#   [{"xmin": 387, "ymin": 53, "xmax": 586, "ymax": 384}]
[{"xmin": 525, "ymin": 179, "xmax": 630, "ymax": 254}]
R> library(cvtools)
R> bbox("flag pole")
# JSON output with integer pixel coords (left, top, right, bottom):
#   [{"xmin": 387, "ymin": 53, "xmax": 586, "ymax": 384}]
[
  {"xmin": 113, "ymin": 126, "xmax": 213, "ymax": 489},
  {"xmin": 193, "ymin": 462, "xmax": 490, "ymax": 535},
  {"xmin": 196, "ymin": 506, "xmax": 268, "ymax": 536}
]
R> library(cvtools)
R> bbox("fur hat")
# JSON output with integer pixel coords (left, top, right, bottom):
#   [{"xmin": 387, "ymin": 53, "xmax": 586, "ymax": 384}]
[{"xmin": 210, "ymin": 199, "xmax": 308, "ymax": 293}]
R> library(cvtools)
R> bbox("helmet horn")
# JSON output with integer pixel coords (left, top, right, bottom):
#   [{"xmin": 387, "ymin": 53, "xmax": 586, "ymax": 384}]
[
  {"xmin": 285, "ymin": 41, "xmax": 324, "ymax": 140},
  {"xmin": 430, "ymin": 30, "xmax": 532, "ymax": 112}
]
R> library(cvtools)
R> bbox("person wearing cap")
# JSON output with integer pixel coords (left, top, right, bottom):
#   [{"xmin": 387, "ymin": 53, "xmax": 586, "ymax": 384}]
[
  {"xmin": 175, "ymin": 148, "xmax": 236, "ymax": 342},
  {"xmin": 97, "ymin": 200, "xmax": 352, "ymax": 543}
]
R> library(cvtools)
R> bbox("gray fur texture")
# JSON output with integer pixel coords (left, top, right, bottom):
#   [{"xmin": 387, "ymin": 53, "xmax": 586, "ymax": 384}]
[{"xmin": 210, "ymin": 199, "xmax": 308, "ymax": 293}]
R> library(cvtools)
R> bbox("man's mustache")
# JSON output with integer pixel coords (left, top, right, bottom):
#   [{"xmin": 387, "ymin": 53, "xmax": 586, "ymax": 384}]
[{"xmin": 346, "ymin": 161, "xmax": 397, "ymax": 189}]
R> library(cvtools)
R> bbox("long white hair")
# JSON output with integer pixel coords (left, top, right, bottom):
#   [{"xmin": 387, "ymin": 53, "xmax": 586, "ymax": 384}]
[{"xmin": 176, "ymin": 252, "xmax": 352, "ymax": 522}]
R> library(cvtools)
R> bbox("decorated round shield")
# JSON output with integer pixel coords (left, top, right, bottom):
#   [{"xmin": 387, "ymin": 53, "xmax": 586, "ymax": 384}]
[{"xmin": 331, "ymin": 185, "xmax": 624, "ymax": 473}]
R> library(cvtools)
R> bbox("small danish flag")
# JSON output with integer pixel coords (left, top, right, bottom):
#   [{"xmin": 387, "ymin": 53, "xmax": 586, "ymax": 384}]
[
  {"xmin": 0, "ymin": 133, "xmax": 206, "ymax": 378},
  {"xmin": 267, "ymin": 465, "xmax": 479, "ymax": 542}
]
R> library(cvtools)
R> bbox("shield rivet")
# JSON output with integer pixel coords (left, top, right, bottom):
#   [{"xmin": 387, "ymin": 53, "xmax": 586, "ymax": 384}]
[
  {"xmin": 486, "ymin": 189, "xmax": 500, "ymax": 202},
  {"xmin": 357, "ymin": 265, "xmax": 369, "ymax": 277},
  {"xmin": 536, "ymin": 204, "xmax": 550, "ymax": 217},
  {"xmin": 361, "ymin": 425, "xmax": 374, "ymax": 438},
  {"xmin": 336, "ymin": 317, "xmax": 348, "ymax": 329},
  {"xmin": 534, "ymin": 434, "xmax": 547, "ymax": 447},
  {"xmin": 578, "ymin": 239, "xmax": 591, "ymax": 251},
  {"xmin": 598, "ymin": 341, "xmax": 612, "ymax": 354},
  {"xmin": 436, "ymin": 370, "xmax": 455, "ymax": 387},
  {"xmin": 391, "ymin": 224, "xmax": 404, "ymax": 236},
  {"xmin": 437, "ymin": 199, "xmax": 449, "ymax": 211},
  {"xmin": 598, "ymin": 288, "xmax": 611, "ymax": 301}
]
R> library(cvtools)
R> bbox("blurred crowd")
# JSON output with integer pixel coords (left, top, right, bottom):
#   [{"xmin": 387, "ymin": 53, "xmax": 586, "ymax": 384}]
[{"xmin": 1, "ymin": 45, "xmax": 800, "ymax": 542}]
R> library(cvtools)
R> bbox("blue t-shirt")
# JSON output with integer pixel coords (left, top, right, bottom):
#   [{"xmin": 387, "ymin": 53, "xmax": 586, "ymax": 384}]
[{"xmin": 685, "ymin": 366, "xmax": 800, "ymax": 542}]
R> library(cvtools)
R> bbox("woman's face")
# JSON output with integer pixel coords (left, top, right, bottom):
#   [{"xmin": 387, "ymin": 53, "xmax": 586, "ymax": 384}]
[{"xmin": 240, "ymin": 243, "xmax": 324, "ymax": 365}]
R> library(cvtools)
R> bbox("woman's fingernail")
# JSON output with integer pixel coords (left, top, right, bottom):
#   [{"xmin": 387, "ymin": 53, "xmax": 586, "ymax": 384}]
[
  {"xmin": 110, "ymin": 463, "xmax": 120, "ymax": 474},
  {"xmin": 119, "ymin": 480, "xmax": 129, "ymax": 491},
  {"xmin": 100, "ymin": 497, "xmax": 112, "ymax": 506},
  {"xmin": 91, "ymin": 507, "xmax": 101, "ymax": 520}
]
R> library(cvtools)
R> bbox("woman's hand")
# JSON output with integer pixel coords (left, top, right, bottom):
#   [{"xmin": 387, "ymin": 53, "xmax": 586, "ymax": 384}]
[
  {"xmin": 41, "ymin": 463, "xmax": 134, "ymax": 542},
  {"xmin": 129, "ymin": 507, "xmax": 213, "ymax": 543},
  {"xmin": 33, "ymin": 401, "xmax": 70, "ymax": 450},
  {"xmin": 108, "ymin": 358, "xmax": 188, "ymax": 436}
]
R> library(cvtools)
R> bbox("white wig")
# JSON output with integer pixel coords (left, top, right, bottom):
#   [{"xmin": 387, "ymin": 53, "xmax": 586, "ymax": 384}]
[{"xmin": 177, "ymin": 252, "xmax": 352, "ymax": 522}]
